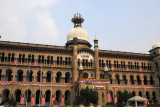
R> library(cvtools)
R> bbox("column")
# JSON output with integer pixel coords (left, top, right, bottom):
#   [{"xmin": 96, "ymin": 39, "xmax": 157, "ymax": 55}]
[
  {"xmin": 52, "ymin": 95, "xmax": 56, "ymax": 106},
  {"xmin": 0, "ymin": 94, "xmax": 2, "ymax": 102},
  {"xmin": 20, "ymin": 94, "xmax": 25, "ymax": 105},
  {"xmin": 30, "ymin": 94, "xmax": 35, "ymax": 106},
  {"xmin": 94, "ymin": 36, "xmax": 100, "ymax": 79},
  {"xmin": 107, "ymin": 90, "xmax": 111, "ymax": 103},
  {"xmin": 98, "ymin": 91, "xmax": 102, "ymax": 106},
  {"xmin": 41, "ymin": 94, "xmax": 45, "ymax": 105},
  {"xmin": 72, "ymin": 37, "xmax": 78, "ymax": 82},
  {"xmin": 61, "ymin": 95, "xmax": 64, "ymax": 106}
]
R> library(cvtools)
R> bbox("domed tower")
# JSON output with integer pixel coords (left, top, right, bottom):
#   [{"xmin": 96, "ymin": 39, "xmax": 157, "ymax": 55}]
[{"xmin": 66, "ymin": 13, "xmax": 92, "ymax": 47}]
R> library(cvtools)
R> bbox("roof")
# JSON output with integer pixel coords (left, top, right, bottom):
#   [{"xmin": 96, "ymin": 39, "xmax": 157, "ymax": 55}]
[{"xmin": 127, "ymin": 96, "xmax": 148, "ymax": 102}]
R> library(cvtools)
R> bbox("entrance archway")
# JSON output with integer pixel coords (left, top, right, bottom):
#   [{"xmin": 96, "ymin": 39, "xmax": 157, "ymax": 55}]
[{"xmin": 56, "ymin": 90, "xmax": 61, "ymax": 105}]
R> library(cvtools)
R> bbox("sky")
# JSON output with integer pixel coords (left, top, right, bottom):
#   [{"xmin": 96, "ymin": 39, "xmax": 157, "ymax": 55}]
[{"xmin": 0, "ymin": 0, "xmax": 160, "ymax": 54}]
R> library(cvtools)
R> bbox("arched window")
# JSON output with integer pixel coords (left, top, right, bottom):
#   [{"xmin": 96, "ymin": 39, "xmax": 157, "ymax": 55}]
[
  {"xmin": 27, "ymin": 70, "xmax": 33, "ymax": 82},
  {"xmin": 110, "ymin": 91, "xmax": 113, "ymax": 102},
  {"xmin": 38, "ymin": 55, "xmax": 41, "ymax": 63},
  {"xmin": 28, "ymin": 54, "xmax": 31, "ymax": 62},
  {"xmin": 83, "ymin": 73, "xmax": 88, "ymax": 79},
  {"xmin": 36, "ymin": 90, "xmax": 42, "ymax": 104},
  {"xmin": 56, "ymin": 90, "xmax": 61, "ymax": 105},
  {"xmin": 65, "ymin": 72, "xmax": 70, "ymax": 83},
  {"xmin": 37, "ymin": 71, "xmax": 43, "ymax": 82},
  {"xmin": 60, "ymin": 57, "xmax": 62, "ymax": 65},
  {"xmin": 154, "ymin": 62, "xmax": 159, "ymax": 71},
  {"xmin": 130, "ymin": 75, "xmax": 134, "ymax": 85},
  {"xmin": 57, "ymin": 57, "xmax": 59, "ymax": 65},
  {"xmin": 99, "ymin": 60, "xmax": 101, "ymax": 67},
  {"xmin": 150, "ymin": 76, "xmax": 154, "ymax": 85},
  {"xmin": 137, "ymin": 75, "xmax": 141, "ymax": 85},
  {"xmin": 86, "ymin": 59, "xmax": 88, "ymax": 66},
  {"xmin": 65, "ymin": 57, "xmax": 68, "ymax": 65},
  {"xmin": 109, "ymin": 60, "xmax": 111, "ymax": 68},
  {"xmin": 82, "ymin": 59, "xmax": 85, "ymax": 66},
  {"xmin": 1, "ymin": 52, "xmax": 5, "ymax": 61},
  {"xmin": 69, "ymin": 57, "xmax": 71, "ymax": 65},
  {"xmin": 153, "ymin": 52, "xmax": 156, "ymax": 56},
  {"xmin": 11, "ymin": 53, "xmax": 14, "ymax": 62},
  {"xmin": 51, "ymin": 56, "xmax": 53, "ymax": 64},
  {"xmin": 144, "ymin": 75, "xmax": 148, "ymax": 85},
  {"xmin": 78, "ymin": 59, "xmax": 80, "ymax": 66},
  {"xmin": 47, "ymin": 56, "xmax": 50, "ymax": 64},
  {"xmin": 114, "ymin": 61, "xmax": 116, "ymax": 68},
  {"xmin": 122, "ymin": 75, "xmax": 127, "ymax": 84},
  {"xmin": 56, "ymin": 72, "xmax": 62, "ymax": 83},
  {"xmin": 152, "ymin": 91, "xmax": 156, "ymax": 99},
  {"xmin": 25, "ymin": 89, "xmax": 31, "ymax": 102},
  {"xmin": 146, "ymin": 91, "xmax": 150, "ymax": 100},
  {"xmin": 42, "ymin": 55, "xmax": 44, "ymax": 63},
  {"xmin": 18, "ymin": 54, "xmax": 21, "ymax": 62},
  {"xmin": 46, "ymin": 71, "xmax": 51, "ymax": 82},
  {"xmin": 117, "ymin": 61, "xmax": 119, "ymax": 68},
  {"xmin": 8, "ymin": 53, "xmax": 11, "ymax": 62},
  {"xmin": 6, "ymin": 69, "xmax": 12, "ymax": 81},
  {"xmin": 132, "ymin": 91, "xmax": 136, "ymax": 96},
  {"xmin": 139, "ymin": 91, "xmax": 142, "ymax": 97},
  {"xmin": 128, "ymin": 62, "xmax": 130, "ymax": 69},
  {"xmin": 106, "ymin": 60, "xmax": 109, "ymax": 67},
  {"xmin": 31, "ymin": 55, "xmax": 34, "ymax": 63},
  {"xmin": 17, "ymin": 70, "xmax": 23, "ymax": 82},
  {"xmin": 22, "ymin": 54, "xmax": 25, "ymax": 62},
  {"xmin": 108, "ymin": 74, "xmax": 112, "ymax": 84},
  {"xmin": 102, "ymin": 60, "xmax": 104, "ymax": 67},
  {"xmin": 3, "ymin": 89, "xmax": 10, "ymax": 100},
  {"xmin": 65, "ymin": 90, "xmax": 70, "ymax": 104},
  {"xmin": 90, "ymin": 60, "xmax": 93, "ymax": 67},
  {"xmin": 45, "ymin": 90, "xmax": 51, "ymax": 105},
  {"xmin": 115, "ymin": 74, "xmax": 120, "ymax": 84},
  {"xmin": 15, "ymin": 89, "xmax": 21, "ymax": 102}
]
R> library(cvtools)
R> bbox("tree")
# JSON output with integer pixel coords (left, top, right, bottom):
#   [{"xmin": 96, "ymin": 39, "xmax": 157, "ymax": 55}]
[
  {"xmin": 0, "ymin": 96, "xmax": 17, "ymax": 106},
  {"xmin": 73, "ymin": 86, "xmax": 98, "ymax": 107},
  {"xmin": 117, "ymin": 90, "xmax": 133, "ymax": 105}
]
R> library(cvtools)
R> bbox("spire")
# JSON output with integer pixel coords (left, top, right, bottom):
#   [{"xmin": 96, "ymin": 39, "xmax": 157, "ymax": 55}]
[{"xmin": 72, "ymin": 13, "xmax": 84, "ymax": 27}]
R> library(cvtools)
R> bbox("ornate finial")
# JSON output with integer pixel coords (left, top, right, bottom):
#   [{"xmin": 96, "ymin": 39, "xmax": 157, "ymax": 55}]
[
  {"xmin": 72, "ymin": 13, "xmax": 84, "ymax": 27},
  {"xmin": 94, "ymin": 35, "xmax": 98, "ymax": 41}
]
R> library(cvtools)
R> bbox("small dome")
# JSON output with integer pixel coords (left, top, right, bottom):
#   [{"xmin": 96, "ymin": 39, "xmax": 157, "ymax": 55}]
[
  {"xmin": 152, "ymin": 42, "xmax": 160, "ymax": 49},
  {"xmin": 67, "ymin": 27, "xmax": 89, "ymax": 41}
]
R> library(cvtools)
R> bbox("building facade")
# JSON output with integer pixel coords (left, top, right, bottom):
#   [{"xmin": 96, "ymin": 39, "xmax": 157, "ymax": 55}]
[{"xmin": 0, "ymin": 13, "xmax": 160, "ymax": 106}]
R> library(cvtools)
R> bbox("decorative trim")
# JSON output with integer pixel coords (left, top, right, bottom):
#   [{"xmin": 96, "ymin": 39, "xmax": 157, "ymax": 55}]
[{"xmin": 110, "ymin": 84, "xmax": 160, "ymax": 88}]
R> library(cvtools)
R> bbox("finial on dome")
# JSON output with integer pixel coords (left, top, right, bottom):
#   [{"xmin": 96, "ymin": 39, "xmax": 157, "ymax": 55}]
[
  {"xmin": 72, "ymin": 13, "xmax": 84, "ymax": 28},
  {"xmin": 94, "ymin": 35, "xmax": 98, "ymax": 41}
]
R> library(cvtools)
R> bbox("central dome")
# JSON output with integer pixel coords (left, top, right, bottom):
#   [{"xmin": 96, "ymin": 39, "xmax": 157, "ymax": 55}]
[
  {"xmin": 67, "ymin": 26, "xmax": 89, "ymax": 41},
  {"xmin": 66, "ymin": 13, "xmax": 91, "ymax": 47}
]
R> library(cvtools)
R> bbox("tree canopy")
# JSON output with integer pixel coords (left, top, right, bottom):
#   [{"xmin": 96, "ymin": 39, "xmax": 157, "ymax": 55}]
[{"xmin": 73, "ymin": 86, "xmax": 98, "ymax": 107}]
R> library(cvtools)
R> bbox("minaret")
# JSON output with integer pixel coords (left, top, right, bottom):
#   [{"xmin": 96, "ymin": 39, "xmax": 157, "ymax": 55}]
[
  {"xmin": 94, "ymin": 36, "xmax": 100, "ymax": 79},
  {"xmin": 72, "ymin": 36, "xmax": 78, "ymax": 82}
]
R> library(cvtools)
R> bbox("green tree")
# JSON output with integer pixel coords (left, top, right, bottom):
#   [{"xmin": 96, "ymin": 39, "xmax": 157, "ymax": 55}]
[
  {"xmin": 117, "ymin": 90, "xmax": 133, "ymax": 105},
  {"xmin": 73, "ymin": 86, "xmax": 98, "ymax": 107}
]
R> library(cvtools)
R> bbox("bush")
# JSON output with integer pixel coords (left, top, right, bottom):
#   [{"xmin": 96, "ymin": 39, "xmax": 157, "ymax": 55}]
[
  {"xmin": 0, "ymin": 97, "xmax": 17, "ymax": 106},
  {"xmin": 106, "ymin": 102, "xmax": 114, "ymax": 105}
]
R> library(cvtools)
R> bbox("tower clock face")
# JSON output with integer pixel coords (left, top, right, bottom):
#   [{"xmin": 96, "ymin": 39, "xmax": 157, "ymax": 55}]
[{"xmin": 77, "ymin": 51, "xmax": 94, "ymax": 61}]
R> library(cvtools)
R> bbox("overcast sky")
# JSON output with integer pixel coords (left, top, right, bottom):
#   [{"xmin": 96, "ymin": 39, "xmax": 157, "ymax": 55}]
[{"xmin": 0, "ymin": 0, "xmax": 160, "ymax": 54}]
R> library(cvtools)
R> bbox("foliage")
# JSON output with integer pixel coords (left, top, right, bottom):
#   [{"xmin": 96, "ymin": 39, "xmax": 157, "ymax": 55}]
[
  {"xmin": 106, "ymin": 102, "xmax": 114, "ymax": 105},
  {"xmin": 0, "ymin": 97, "xmax": 17, "ymax": 106},
  {"xmin": 65, "ymin": 100, "xmax": 70, "ymax": 105},
  {"xmin": 73, "ymin": 86, "xmax": 98, "ymax": 107},
  {"xmin": 149, "ymin": 97, "xmax": 158, "ymax": 104},
  {"xmin": 117, "ymin": 90, "xmax": 133, "ymax": 105}
]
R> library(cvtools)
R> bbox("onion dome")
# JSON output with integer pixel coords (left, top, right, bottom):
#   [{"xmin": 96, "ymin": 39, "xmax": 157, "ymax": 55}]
[{"xmin": 66, "ymin": 13, "xmax": 91, "ymax": 47}]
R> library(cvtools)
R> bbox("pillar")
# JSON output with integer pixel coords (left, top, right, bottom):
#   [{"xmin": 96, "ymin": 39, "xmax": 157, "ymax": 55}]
[
  {"xmin": 20, "ymin": 94, "xmax": 25, "ymax": 105},
  {"xmin": 30, "ymin": 94, "xmax": 35, "ymax": 106},
  {"xmin": 98, "ymin": 91, "xmax": 102, "ymax": 106},
  {"xmin": 41, "ymin": 94, "xmax": 45, "ymax": 105},
  {"xmin": 114, "ymin": 95, "xmax": 117, "ymax": 104},
  {"xmin": 107, "ymin": 90, "xmax": 111, "ymax": 103},
  {"xmin": 61, "ymin": 95, "xmax": 64, "ymax": 106},
  {"xmin": 72, "ymin": 37, "xmax": 78, "ymax": 82},
  {"xmin": 94, "ymin": 36, "xmax": 100, "ymax": 79},
  {"xmin": 0, "ymin": 94, "xmax": 2, "ymax": 102},
  {"xmin": 52, "ymin": 95, "xmax": 56, "ymax": 106}
]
